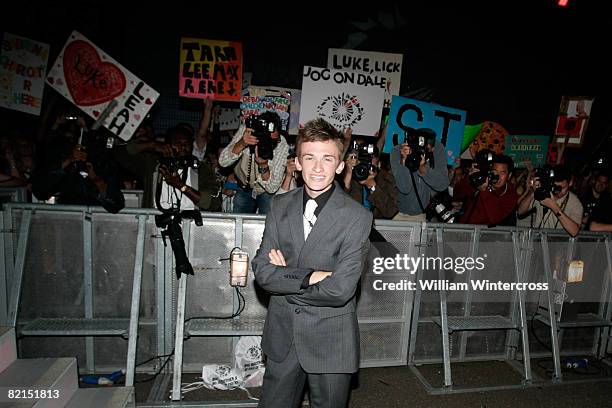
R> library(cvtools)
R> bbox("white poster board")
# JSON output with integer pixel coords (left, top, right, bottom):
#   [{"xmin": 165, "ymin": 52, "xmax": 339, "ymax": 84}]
[
  {"xmin": 46, "ymin": 31, "xmax": 159, "ymax": 141},
  {"xmin": 0, "ymin": 33, "xmax": 50, "ymax": 115},
  {"xmin": 299, "ymin": 66, "xmax": 385, "ymax": 136},
  {"xmin": 327, "ymin": 48, "xmax": 402, "ymax": 106}
]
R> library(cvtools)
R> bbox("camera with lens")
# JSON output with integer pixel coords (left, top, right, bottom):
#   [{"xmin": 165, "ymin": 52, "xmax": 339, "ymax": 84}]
[
  {"xmin": 155, "ymin": 209, "xmax": 203, "ymax": 279},
  {"xmin": 245, "ymin": 111, "xmax": 281, "ymax": 161},
  {"xmin": 158, "ymin": 155, "xmax": 200, "ymax": 174},
  {"xmin": 403, "ymin": 128, "xmax": 436, "ymax": 172},
  {"xmin": 468, "ymin": 150, "xmax": 498, "ymax": 191},
  {"xmin": 428, "ymin": 194, "xmax": 456, "ymax": 223},
  {"xmin": 533, "ymin": 167, "xmax": 561, "ymax": 201},
  {"xmin": 350, "ymin": 142, "xmax": 377, "ymax": 182}
]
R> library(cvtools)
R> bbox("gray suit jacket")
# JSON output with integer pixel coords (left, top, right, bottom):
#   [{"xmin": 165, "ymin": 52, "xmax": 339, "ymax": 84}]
[{"xmin": 252, "ymin": 184, "xmax": 372, "ymax": 373}]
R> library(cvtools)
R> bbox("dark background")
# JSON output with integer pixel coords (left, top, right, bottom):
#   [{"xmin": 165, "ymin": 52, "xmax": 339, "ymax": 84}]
[{"xmin": 2, "ymin": 0, "xmax": 611, "ymax": 166}]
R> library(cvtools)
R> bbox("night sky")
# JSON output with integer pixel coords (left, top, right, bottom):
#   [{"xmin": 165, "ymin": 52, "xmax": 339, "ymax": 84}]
[{"xmin": 2, "ymin": 0, "xmax": 611, "ymax": 164}]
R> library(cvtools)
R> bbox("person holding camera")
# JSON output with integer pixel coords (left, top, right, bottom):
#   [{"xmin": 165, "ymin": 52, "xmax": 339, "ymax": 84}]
[
  {"xmin": 453, "ymin": 153, "xmax": 518, "ymax": 226},
  {"xmin": 343, "ymin": 144, "xmax": 398, "ymax": 219},
  {"xmin": 578, "ymin": 172, "xmax": 610, "ymax": 229},
  {"xmin": 218, "ymin": 111, "xmax": 288, "ymax": 214},
  {"xmin": 32, "ymin": 113, "xmax": 125, "ymax": 213},
  {"xmin": 517, "ymin": 165, "xmax": 582, "ymax": 236},
  {"xmin": 115, "ymin": 125, "xmax": 221, "ymax": 211},
  {"xmin": 390, "ymin": 128, "xmax": 449, "ymax": 221}
]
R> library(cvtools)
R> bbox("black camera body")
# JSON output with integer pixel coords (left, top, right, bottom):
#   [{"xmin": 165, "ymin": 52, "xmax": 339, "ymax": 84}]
[
  {"xmin": 155, "ymin": 209, "xmax": 203, "ymax": 279},
  {"xmin": 245, "ymin": 114, "xmax": 279, "ymax": 161},
  {"xmin": 352, "ymin": 142, "xmax": 377, "ymax": 182},
  {"xmin": 428, "ymin": 194, "xmax": 456, "ymax": 223},
  {"xmin": 404, "ymin": 129, "xmax": 435, "ymax": 172},
  {"xmin": 534, "ymin": 167, "xmax": 561, "ymax": 201},
  {"xmin": 159, "ymin": 155, "xmax": 200, "ymax": 174},
  {"xmin": 469, "ymin": 150, "xmax": 499, "ymax": 190}
]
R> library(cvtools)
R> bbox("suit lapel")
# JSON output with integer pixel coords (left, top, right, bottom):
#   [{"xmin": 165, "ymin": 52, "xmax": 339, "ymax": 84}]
[{"xmin": 288, "ymin": 188, "xmax": 305, "ymax": 250}]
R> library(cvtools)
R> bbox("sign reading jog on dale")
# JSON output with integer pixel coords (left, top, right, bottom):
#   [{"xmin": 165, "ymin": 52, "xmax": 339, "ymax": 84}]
[
  {"xmin": 179, "ymin": 37, "xmax": 242, "ymax": 102},
  {"xmin": 46, "ymin": 31, "xmax": 159, "ymax": 141},
  {"xmin": 299, "ymin": 66, "xmax": 385, "ymax": 136},
  {"xmin": 0, "ymin": 33, "xmax": 50, "ymax": 116}
]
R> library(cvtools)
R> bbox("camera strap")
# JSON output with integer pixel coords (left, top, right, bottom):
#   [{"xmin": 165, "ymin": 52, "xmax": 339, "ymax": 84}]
[{"xmin": 410, "ymin": 170, "xmax": 427, "ymax": 213}]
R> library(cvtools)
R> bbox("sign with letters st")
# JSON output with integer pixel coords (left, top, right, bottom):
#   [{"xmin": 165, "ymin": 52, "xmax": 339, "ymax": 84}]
[
  {"xmin": 299, "ymin": 66, "xmax": 385, "ymax": 136},
  {"xmin": 385, "ymin": 96, "xmax": 465, "ymax": 165},
  {"xmin": 179, "ymin": 37, "xmax": 242, "ymax": 102},
  {"xmin": 0, "ymin": 33, "xmax": 50, "ymax": 116},
  {"xmin": 46, "ymin": 31, "xmax": 159, "ymax": 141},
  {"xmin": 327, "ymin": 48, "xmax": 402, "ymax": 107}
]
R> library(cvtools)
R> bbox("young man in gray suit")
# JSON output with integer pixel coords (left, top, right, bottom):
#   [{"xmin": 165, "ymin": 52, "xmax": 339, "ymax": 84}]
[{"xmin": 253, "ymin": 118, "xmax": 373, "ymax": 408}]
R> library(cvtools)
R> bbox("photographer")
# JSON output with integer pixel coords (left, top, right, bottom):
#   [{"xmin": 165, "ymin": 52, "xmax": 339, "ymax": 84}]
[
  {"xmin": 390, "ymin": 128, "xmax": 449, "ymax": 221},
  {"xmin": 32, "ymin": 113, "xmax": 124, "ymax": 213},
  {"xmin": 343, "ymin": 144, "xmax": 398, "ymax": 219},
  {"xmin": 454, "ymin": 153, "xmax": 518, "ymax": 226},
  {"xmin": 517, "ymin": 165, "xmax": 582, "ymax": 236},
  {"xmin": 218, "ymin": 111, "xmax": 288, "ymax": 214},
  {"xmin": 115, "ymin": 125, "xmax": 221, "ymax": 211},
  {"xmin": 579, "ymin": 172, "xmax": 610, "ymax": 229}
]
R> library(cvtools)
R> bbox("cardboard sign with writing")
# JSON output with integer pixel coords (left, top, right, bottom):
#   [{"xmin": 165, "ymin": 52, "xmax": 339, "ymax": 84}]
[
  {"xmin": 46, "ymin": 31, "xmax": 159, "ymax": 141},
  {"xmin": 179, "ymin": 38, "xmax": 242, "ymax": 102},
  {"xmin": 299, "ymin": 66, "xmax": 385, "ymax": 136},
  {"xmin": 327, "ymin": 48, "xmax": 402, "ymax": 107},
  {"xmin": 0, "ymin": 33, "xmax": 50, "ymax": 115},
  {"xmin": 504, "ymin": 135, "xmax": 549, "ymax": 168},
  {"xmin": 241, "ymin": 86, "xmax": 291, "ymax": 133},
  {"xmin": 385, "ymin": 96, "xmax": 465, "ymax": 165}
]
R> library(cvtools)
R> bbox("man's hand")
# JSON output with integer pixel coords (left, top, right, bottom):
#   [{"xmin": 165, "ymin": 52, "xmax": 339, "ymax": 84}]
[
  {"xmin": 268, "ymin": 249, "xmax": 287, "ymax": 266},
  {"xmin": 540, "ymin": 194, "xmax": 560, "ymax": 212},
  {"xmin": 478, "ymin": 178, "xmax": 489, "ymax": 192},
  {"xmin": 309, "ymin": 271, "xmax": 332, "ymax": 285},
  {"xmin": 153, "ymin": 142, "xmax": 173, "ymax": 157},
  {"xmin": 159, "ymin": 165, "xmax": 183, "ymax": 189},
  {"xmin": 358, "ymin": 169, "xmax": 377, "ymax": 189},
  {"xmin": 399, "ymin": 143, "xmax": 411, "ymax": 165},
  {"xmin": 286, "ymin": 157, "xmax": 297, "ymax": 175},
  {"xmin": 242, "ymin": 128, "xmax": 259, "ymax": 146}
]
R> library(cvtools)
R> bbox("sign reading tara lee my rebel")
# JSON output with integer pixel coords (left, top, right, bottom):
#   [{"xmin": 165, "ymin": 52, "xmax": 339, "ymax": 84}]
[
  {"xmin": 384, "ymin": 96, "xmax": 466, "ymax": 165},
  {"xmin": 504, "ymin": 135, "xmax": 549, "ymax": 168},
  {"xmin": 299, "ymin": 66, "xmax": 385, "ymax": 136},
  {"xmin": 0, "ymin": 33, "xmax": 50, "ymax": 115},
  {"xmin": 46, "ymin": 31, "xmax": 159, "ymax": 141},
  {"xmin": 327, "ymin": 48, "xmax": 402, "ymax": 106},
  {"xmin": 179, "ymin": 38, "xmax": 242, "ymax": 102}
]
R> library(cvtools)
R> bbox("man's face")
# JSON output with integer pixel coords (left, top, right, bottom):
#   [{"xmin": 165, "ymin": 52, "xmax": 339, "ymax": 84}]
[
  {"xmin": 270, "ymin": 130, "xmax": 280, "ymax": 140},
  {"xmin": 594, "ymin": 175, "xmax": 609, "ymax": 194},
  {"xmin": 553, "ymin": 180, "xmax": 570, "ymax": 200},
  {"xmin": 491, "ymin": 163, "xmax": 510, "ymax": 189},
  {"xmin": 296, "ymin": 140, "xmax": 344, "ymax": 198},
  {"xmin": 170, "ymin": 134, "xmax": 191, "ymax": 156}
]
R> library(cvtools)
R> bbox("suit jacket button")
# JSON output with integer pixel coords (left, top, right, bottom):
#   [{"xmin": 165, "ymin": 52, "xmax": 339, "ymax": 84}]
[{"xmin": 294, "ymin": 308, "xmax": 300, "ymax": 314}]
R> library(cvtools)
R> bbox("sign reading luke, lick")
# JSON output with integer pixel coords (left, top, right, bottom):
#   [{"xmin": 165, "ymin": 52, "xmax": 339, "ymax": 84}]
[
  {"xmin": 46, "ymin": 31, "xmax": 159, "ymax": 141},
  {"xmin": 299, "ymin": 66, "xmax": 385, "ymax": 136},
  {"xmin": 384, "ymin": 96, "xmax": 465, "ymax": 165},
  {"xmin": 0, "ymin": 33, "xmax": 50, "ymax": 116},
  {"xmin": 327, "ymin": 48, "xmax": 402, "ymax": 107},
  {"xmin": 179, "ymin": 37, "xmax": 242, "ymax": 102}
]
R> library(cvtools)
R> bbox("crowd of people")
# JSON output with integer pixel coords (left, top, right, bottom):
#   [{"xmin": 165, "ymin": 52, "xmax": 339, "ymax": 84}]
[{"xmin": 1, "ymin": 103, "xmax": 610, "ymax": 237}]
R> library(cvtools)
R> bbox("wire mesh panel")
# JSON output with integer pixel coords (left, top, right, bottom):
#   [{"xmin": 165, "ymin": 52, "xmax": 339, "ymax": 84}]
[
  {"xmin": 19, "ymin": 211, "xmax": 84, "ymax": 319},
  {"xmin": 359, "ymin": 322, "xmax": 405, "ymax": 366}
]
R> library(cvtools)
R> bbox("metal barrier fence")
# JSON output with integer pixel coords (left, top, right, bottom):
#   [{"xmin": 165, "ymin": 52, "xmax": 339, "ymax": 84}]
[{"xmin": 1, "ymin": 203, "xmax": 610, "ymax": 391}]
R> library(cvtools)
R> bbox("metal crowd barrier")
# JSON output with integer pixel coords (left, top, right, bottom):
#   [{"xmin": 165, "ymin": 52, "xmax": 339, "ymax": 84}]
[{"xmin": 1, "ymin": 203, "xmax": 611, "ymax": 399}]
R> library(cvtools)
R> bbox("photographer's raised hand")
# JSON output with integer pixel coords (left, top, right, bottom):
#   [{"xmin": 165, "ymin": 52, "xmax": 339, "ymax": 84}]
[
  {"xmin": 62, "ymin": 144, "xmax": 87, "ymax": 169},
  {"xmin": 232, "ymin": 127, "xmax": 258, "ymax": 155}
]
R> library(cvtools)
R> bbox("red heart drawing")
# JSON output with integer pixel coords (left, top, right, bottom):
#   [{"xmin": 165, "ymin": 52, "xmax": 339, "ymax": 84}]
[
  {"xmin": 62, "ymin": 40, "xmax": 126, "ymax": 107},
  {"xmin": 134, "ymin": 114, "xmax": 141, "ymax": 121},
  {"xmin": 92, "ymin": 110, "xmax": 100, "ymax": 117}
]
